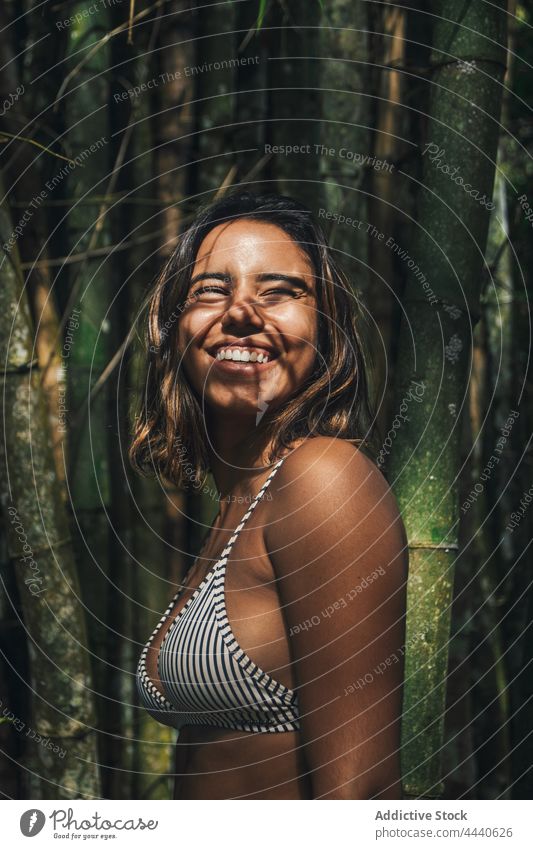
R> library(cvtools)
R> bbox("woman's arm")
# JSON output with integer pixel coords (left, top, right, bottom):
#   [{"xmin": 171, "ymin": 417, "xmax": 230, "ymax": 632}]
[{"xmin": 266, "ymin": 437, "xmax": 408, "ymax": 800}]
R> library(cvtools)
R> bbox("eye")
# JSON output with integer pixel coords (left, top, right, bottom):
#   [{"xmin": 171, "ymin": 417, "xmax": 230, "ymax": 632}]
[
  {"xmin": 186, "ymin": 283, "xmax": 301, "ymax": 305},
  {"xmin": 189, "ymin": 285, "xmax": 229, "ymax": 300},
  {"xmin": 262, "ymin": 287, "xmax": 299, "ymax": 299}
]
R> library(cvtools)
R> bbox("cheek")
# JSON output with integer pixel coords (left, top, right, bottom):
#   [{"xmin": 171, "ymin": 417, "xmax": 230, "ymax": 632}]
[
  {"xmin": 178, "ymin": 305, "xmax": 218, "ymax": 351},
  {"xmin": 177, "ymin": 315, "xmax": 199, "ymax": 357},
  {"xmin": 288, "ymin": 308, "xmax": 318, "ymax": 354}
]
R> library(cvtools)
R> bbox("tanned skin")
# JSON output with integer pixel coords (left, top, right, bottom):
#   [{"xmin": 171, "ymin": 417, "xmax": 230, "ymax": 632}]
[{"xmin": 143, "ymin": 220, "xmax": 408, "ymax": 799}]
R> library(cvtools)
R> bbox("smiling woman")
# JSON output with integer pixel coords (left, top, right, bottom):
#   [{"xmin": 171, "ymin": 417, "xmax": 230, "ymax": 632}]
[{"xmin": 129, "ymin": 191, "xmax": 408, "ymax": 800}]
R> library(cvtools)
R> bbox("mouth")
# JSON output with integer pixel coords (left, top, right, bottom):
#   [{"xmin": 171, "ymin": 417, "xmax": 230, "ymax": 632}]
[{"xmin": 207, "ymin": 344, "xmax": 280, "ymax": 376}]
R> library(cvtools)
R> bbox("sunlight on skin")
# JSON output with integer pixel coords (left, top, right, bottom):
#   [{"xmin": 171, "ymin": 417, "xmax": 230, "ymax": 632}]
[{"xmin": 177, "ymin": 219, "xmax": 319, "ymax": 427}]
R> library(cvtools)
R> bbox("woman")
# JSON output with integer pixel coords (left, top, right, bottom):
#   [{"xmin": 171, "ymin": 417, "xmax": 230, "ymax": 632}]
[{"xmin": 130, "ymin": 191, "xmax": 408, "ymax": 800}]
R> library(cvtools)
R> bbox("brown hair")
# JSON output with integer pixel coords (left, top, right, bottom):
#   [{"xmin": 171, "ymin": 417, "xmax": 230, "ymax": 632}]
[{"xmin": 129, "ymin": 191, "xmax": 378, "ymax": 490}]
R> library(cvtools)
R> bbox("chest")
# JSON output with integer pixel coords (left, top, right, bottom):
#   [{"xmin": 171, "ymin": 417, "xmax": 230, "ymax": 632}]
[{"xmin": 144, "ymin": 523, "xmax": 295, "ymax": 698}]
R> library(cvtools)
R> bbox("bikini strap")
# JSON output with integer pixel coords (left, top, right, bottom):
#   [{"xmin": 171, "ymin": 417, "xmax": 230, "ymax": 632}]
[{"xmin": 218, "ymin": 454, "xmax": 287, "ymax": 561}]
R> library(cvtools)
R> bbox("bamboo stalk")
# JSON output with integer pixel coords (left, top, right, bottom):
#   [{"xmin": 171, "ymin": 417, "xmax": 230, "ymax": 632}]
[
  {"xmin": 127, "ymin": 16, "xmax": 180, "ymax": 795},
  {"xmin": 387, "ymin": 0, "xmax": 507, "ymax": 799},
  {"xmin": 319, "ymin": 0, "xmax": 370, "ymax": 295},
  {"xmin": 62, "ymin": 1, "xmax": 115, "ymax": 798},
  {"xmin": 267, "ymin": 0, "xmax": 322, "ymax": 212},
  {"xmin": 0, "ymin": 175, "xmax": 101, "ymax": 799}
]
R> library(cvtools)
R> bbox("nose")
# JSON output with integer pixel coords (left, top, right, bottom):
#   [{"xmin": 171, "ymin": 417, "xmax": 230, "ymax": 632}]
[{"xmin": 220, "ymin": 285, "xmax": 264, "ymax": 331}]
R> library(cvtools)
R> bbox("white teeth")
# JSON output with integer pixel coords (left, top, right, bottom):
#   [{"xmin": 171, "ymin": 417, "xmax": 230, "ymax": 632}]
[{"xmin": 214, "ymin": 347, "xmax": 274, "ymax": 362}]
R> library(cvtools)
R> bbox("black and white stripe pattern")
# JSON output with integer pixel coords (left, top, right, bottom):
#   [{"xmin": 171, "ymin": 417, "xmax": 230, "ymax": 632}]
[{"xmin": 136, "ymin": 455, "xmax": 300, "ymax": 733}]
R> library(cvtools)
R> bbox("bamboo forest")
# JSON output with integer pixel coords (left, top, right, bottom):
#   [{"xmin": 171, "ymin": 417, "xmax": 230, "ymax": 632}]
[{"xmin": 0, "ymin": 0, "xmax": 531, "ymax": 809}]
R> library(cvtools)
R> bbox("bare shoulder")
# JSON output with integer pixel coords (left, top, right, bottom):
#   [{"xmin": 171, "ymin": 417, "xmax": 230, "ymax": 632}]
[
  {"xmin": 265, "ymin": 435, "xmax": 407, "ymax": 582},
  {"xmin": 268, "ymin": 436, "xmax": 401, "ymax": 523}
]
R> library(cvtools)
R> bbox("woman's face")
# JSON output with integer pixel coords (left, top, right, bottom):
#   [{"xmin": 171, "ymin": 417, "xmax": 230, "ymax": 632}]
[{"xmin": 177, "ymin": 219, "xmax": 318, "ymax": 420}]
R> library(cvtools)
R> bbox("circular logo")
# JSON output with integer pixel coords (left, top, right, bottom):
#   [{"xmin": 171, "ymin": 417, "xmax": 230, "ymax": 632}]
[{"xmin": 20, "ymin": 809, "xmax": 46, "ymax": 837}]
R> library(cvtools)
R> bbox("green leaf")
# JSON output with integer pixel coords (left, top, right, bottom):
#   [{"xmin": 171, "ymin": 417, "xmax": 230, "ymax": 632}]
[
  {"xmin": 256, "ymin": 0, "xmax": 268, "ymax": 31},
  {"xmin": 239, "ymin": 0, "xmax": 324, "ymax": 32}
]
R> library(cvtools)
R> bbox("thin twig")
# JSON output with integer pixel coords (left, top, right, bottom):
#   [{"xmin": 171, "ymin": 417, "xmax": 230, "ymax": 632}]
[
  {"xmin": 214, "ymin": 165, "xmax": 239, "ymax": 200},
  {"xmin": 128, "ymin": 0, "xmax": 135, "ymax": 45},
  {"xmin": 20, "ymin": 230, "xmax": 159, "ymax": 270},
  {"xmin": 0, "ymin": 131, "xmax": 75, "ymax": 165}
]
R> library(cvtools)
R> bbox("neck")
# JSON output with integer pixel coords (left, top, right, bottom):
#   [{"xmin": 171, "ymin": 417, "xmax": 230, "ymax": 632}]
[{"xmin": 205, "ymin": 409, "xmax": 276, "ymax": 506}]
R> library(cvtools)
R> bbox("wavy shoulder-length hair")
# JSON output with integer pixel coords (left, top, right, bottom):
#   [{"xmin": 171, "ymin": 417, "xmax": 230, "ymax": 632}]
[{"xmin": 129, "ymin": 190, "xmax": 378, "ymax": 490}]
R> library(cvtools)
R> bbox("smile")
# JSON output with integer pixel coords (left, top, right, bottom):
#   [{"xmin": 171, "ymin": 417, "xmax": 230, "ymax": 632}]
[
  {"xmin": 216, "ymin": 347, "xmax": 272, "ymax": 363},
  {"xmin": 208, "ymin": 345, "xmax": 279, "ymax": 374}
]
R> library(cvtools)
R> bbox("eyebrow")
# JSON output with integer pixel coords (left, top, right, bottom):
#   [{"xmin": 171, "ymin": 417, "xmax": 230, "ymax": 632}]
[
  {"xmin": 189, "ymin": 271, "xmax": 311, "ymax": 289},
  {"xmin": 189, "ymin": 271, "xmax": 230, "ymax": 286}
]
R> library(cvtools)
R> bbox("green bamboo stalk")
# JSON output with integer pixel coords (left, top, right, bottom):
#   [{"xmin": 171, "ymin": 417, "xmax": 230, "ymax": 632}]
[
  {"xmin": 0, "ymin": 175, "xmax": 100, "ymax": 798},
  {"xmin": 232, "ymin": 0, "xmax": 269, "ymax": 185},
  {"xmin": 127, "ymin": 33, "xmax": 179, "ymax": 797},
  {"xmin": 267, "ymin": 0, "xmax": 322, "ymax": 213},
  {"xmin": 62, "ymin": 1, "xmax": 114, "ymax": 796},
  {"xmin": 473, "ymin": 161, "xmax": 513, "ymax": 795},
  {"xmin": 153, "ymin": 0, "xmax": 196, "ymax": 253},
  {"xmin": 501, "ymin": 8, "xmax": 533, "ymax": 798},
  {"xmin": 386, "ymin": 0, "xmax": 507, "ymax": 798},
  {"xmin": 193, "ymin": 1, "xmax": 237, "ymax": 197},
  {"xmin": 319, "ymin": 0, "xmax": 369, "ymax": 290},
  {"xmin": 0, "ymin": 0, "xmax": 66, "ymax": 483},
  {"xmin": 366, "ymin": 3, "xmax": 412, "ymax": 440}
]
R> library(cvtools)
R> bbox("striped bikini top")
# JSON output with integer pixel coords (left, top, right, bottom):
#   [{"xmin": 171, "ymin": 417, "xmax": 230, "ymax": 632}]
[{"xmin": 136, "ymin": 455, "xmax": 300, "ymax": 733}]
